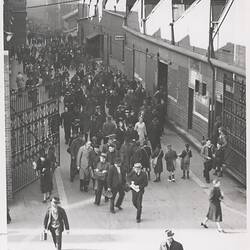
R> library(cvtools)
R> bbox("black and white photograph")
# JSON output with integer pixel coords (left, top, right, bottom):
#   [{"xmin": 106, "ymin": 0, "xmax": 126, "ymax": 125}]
[{"xmin": 0, "ymin": 1, "xmax": 249, "ymax": 250}]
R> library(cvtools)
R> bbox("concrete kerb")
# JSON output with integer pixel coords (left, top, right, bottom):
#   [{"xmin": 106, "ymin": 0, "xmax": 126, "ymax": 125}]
[{"xmin": 166, "ymin": 119, "xmax": 246, "ymax": 188}]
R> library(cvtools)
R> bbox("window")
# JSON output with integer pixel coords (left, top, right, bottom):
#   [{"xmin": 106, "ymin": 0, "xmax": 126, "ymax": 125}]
[
  {"xmin": 202, "ymin": 82, "xmax": 207, "ymax": 96},
  {"xmin": 195, "ymin": 80, "xmax": 200, "ymax": 93}
]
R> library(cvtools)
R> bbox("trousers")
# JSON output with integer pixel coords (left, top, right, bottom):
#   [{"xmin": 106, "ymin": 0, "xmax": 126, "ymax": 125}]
[
  {"xmin": 50, "ymin": 227, "xmax": 62, "ymax": 250},
  {"xmin": 95, "ymin": 180, "xmax": 107, "ymax": 205},
  {"xmin": 132, "ymin": 190, "xmax": 144, "ymax": 220},
  {"xmin": 110, "ymin": 186, "xmax": 125, "ymax": 212}
]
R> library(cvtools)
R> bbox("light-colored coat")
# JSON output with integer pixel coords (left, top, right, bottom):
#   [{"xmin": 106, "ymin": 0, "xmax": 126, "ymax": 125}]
[{"xmin": 77, "ymin": 145, "xmax": 90, "ymax": 179}]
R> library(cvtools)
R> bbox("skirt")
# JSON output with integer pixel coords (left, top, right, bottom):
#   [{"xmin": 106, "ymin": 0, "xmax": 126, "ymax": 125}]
[{"xmin": 207, "ymin": 202, "xmax": 222, "ymax": 222}]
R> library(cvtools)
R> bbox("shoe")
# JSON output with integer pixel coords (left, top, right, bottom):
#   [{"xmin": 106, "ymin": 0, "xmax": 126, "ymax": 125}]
[
  {"xmin": 206, "ymin": 180, "xmax": 210, "ymax": 184},
  {"xmin": 181, "ymin": 176, "xmax": 185, "ymax": 179},
  {"xmin": 153, "ymin": 179, "xmax": 158, "ymax": 182},
  {"xmin": 136, "ymin": 218, "xmax": 141, "ymax": 223},
  {"xmin": 110, "ymin": 210, "xmax": 116, "ymax": 214},
  {"xmin": 172, "ymin": 178, "xmax": 175, "ymax": 182},
  {"xmin": 42, "ymin": 200, "xmax": 47, "ymax": 203},
  {"xmin": 168, "ymin": 178, "xmax": 172, "ymax": 182},
  {"xmin": 115, "ymin": 206, "xmax": 123, "ymax": 210},
  {"xmin": 201, "ymin": 223, "xmax": 208, "ymax": 228},
  {"xmin": 217, "ymin": 228, "xmax": 225, "ymax": 233}
]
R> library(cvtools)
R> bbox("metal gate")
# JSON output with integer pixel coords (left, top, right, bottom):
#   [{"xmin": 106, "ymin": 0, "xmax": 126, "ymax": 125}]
[
  {"xmin": 10, "ymin": 84, "xmax": 60, "ymax": 193},
  {"xmin": 222, "ymin": 73, "xmax": 246, "ymax": 184}
]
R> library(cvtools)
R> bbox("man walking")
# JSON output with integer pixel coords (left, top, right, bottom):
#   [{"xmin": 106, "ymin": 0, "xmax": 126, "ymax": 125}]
[
  {"xmin": 94, "ymin": 153, "xmax": 110, "ymax": 205},
  {"xmin": 69, "ymin": 134, "xmax": 85, "ymax": 182},
  {"xmin": 107, "ymin": 157, "xmax": 126, "ymax": 213},
  {"xmin": 159, "ymin": 229, "xmax": 184, "ymax": 250},
  {"xmin": 127, "ymin": 163, "xmax": 148, "ymax": 223},
  {"xmin": 61, "ymin": 107, "xmax": 74, "ymax": 144},
  {"xmin": 77, "ymin": 141, "xmax": 92, "ymax": 192},
  {"xmin": 201, "ymin": 139, "xmax": 215, "ymax": 183},
  {"xmin": 43, "ymin": 197, "xmax": 70, "ymax": 250}
]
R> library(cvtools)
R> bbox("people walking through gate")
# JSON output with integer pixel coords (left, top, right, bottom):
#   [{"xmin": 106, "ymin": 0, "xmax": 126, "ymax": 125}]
[
  {"xmin": 201, "ymin": 179, "xmax": 224, "ymax": 232},
  {"xmin": 36, "ymin": 150, "xmax": 53, "ymax": 203},
  {"xmin": 94, "ymin": 153, "xmax": 110, "ymax": 205},
  {"xmin": 127, "ymin": 163, "xmax": 148, "ymax": 223},
  {"xmin": 151, "ymin": 145, "xmax": 164, "ymax": 182},
  {"xmin": 159, "ymin": 229, "xmax": 184, "ymax": 250},
  {"xmin": 44, "ymin": 197, "xmax": 70, "ymax": 250},
  {"xmin": 107, "ymin": 157, "xmax": 126, "ymax": 213},
  {"xmin": 165, "ymin": 144, "xmax": 178, "ymax": 182},
  {"xmin": 201, "ymin": 139, "xmax": 215, "ymax": 183},
  {"xmin": 178, "ymin": 143, "xmax": 192, "ymax": 180},
  {"xmin": 77, "ymin": 141, "xmax": 92, "ymax": 192}
]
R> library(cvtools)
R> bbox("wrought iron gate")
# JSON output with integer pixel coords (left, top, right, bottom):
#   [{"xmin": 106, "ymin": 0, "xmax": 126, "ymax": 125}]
[
  {"xmin": 10, "ymin": 84, "xmax": 60, "ymax": 193},
  {"xmin": 222, "ymin": 73, "xmax": 246, "ymax": 183}
]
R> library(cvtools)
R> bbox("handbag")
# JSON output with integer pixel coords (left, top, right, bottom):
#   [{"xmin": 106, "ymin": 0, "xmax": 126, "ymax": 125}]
[{"xmin": 40, "ymin": 230, "xmax": 47, "ymax": 241}]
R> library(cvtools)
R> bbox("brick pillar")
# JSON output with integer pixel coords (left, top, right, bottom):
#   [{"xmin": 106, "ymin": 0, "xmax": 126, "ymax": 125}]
[{"xmin": 4, "ymin": 52, "xmax": 13, "ymax": 201}]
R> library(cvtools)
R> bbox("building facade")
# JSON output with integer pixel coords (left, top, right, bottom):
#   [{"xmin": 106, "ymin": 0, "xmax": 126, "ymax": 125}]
[{"xmin": 78, "ymin": 0, "xmax": 246, "ymax": 184}]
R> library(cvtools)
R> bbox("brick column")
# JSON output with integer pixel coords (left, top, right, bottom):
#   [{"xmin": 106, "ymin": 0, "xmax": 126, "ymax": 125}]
[{"xmin": 4, "ymin": 52, "xmax": 13, "ymax": 201}]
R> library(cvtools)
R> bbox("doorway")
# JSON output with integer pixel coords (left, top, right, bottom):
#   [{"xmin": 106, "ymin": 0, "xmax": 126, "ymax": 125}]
[
  {"xmin": 157, "ymin": 61, "xmax": 168, "ymax": 101},
  {"xmin": 188, "ymin": 88, "xmax": 194, "ymax": 129}
]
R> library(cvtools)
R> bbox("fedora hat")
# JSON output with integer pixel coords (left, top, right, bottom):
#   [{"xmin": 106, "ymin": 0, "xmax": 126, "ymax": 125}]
[
  {"xmin": 51, "ymin": 197, "xmax": 60, "ymax": 204},
  {"xmin": 165, "ymin": 229, "xmax": 174, "ymax": 239}
]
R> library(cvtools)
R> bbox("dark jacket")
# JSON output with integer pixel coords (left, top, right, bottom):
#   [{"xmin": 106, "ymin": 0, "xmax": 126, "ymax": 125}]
[
  {"xmin": 61, "ymin": 111, "xmax": 74, "ymax": 128},
  {"xmin": 44, "ymin": 206, "xmax": 69, "ymax": 232},
  {"xmin": 159, "ymin": 240, "xmax": 184, "ymax": 250},
  {"xmin": 107, "ymin": 165, "xmax": 126, "ymax": 190},
  {"xmin": 127, "ymin": 170, "xmax": 148, "ymax": 192}
]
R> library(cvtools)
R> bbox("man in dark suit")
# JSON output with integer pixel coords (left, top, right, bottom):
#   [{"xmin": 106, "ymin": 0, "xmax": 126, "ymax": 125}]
[
  {"xmin": 159, "ymin": 229, "xmax": 184, "ymax": 250},
  {"xmin": 107, "ymin": 157, "xmax": 126, "ymax": 213},
  {"xmin": 60, "ymin": 107, "xmax": 74, "ymax": 144},
  {"xmin": 44, "ymin": 197, "xmax": 70, "ymax": 250},
  {"xmin": 127, "ymin": 163, "xmax": 148, "ymax": 223}
]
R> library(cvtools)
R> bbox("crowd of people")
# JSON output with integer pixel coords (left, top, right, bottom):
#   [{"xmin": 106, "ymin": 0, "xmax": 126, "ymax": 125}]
[{"xmin": 8, "ymin": 33, "xmax": 229, "ymax": 250}]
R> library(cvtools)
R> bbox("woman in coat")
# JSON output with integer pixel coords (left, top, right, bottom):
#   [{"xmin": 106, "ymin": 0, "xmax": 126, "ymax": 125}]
[
  {"xmin": 201, "ymin": 179, "xmax": 224, "ymax": 232},
  {"xmin": 151, "ymin": 145, "xmax": 164, "ymax": 182},
  {"xmin": 36, "ymin": 151, "xmax": 53, "ymax": 203}
]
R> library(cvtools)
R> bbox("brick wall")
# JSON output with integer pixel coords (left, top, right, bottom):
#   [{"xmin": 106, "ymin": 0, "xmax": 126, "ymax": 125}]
[{"xmin": 4, "ymin": 53, "xmax": 13, "ymax": 201}]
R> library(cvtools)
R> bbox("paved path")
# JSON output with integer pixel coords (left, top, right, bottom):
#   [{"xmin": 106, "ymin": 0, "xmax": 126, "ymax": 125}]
[{"xmin": 7, "ymin": 124, "xmax": 247, "ymax": 250}]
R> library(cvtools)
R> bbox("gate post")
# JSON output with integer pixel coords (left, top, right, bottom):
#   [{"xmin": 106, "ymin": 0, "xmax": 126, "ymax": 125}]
[{"xmin": 4, "ymin": 51, "xmax": 13, "ymax": 201}]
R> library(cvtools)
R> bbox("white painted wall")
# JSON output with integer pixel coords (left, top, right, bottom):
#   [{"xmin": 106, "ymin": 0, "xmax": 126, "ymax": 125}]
[
  {"xmin": 173, "ymin": 0, "xmax": 210, "ymax": 49},
  {"xmin": 145, "ymin": 0, "xmax": 172, "ymax": 40},
  {"xmin": 213, "ymin": 0, "xmax": 247, "ymax": 50},
  {"xmin": 89, "ymin": 0, "xmax": 98, "ymax": 17},
  {"xmin": 105, "ymin": 0, "xmax": 117, "ymax": 11},
  {"xmin": 130, "ymin": 0, "xmax": 144, "ymax": 33},
  {"xmin": 116, "ymin": 0, "xmax": 127, "ymax": 12}
]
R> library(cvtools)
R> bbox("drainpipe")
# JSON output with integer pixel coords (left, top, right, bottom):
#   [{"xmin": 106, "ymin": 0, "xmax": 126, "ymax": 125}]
[
  {"xmin": 132, "ymin": 44, "xmax": 135, "ymax": 80},
  {"xmin": 170, "ymin": 23, "xmax": 175, "ymax": 45},
  {"xmin": 207, "ymin": 1, "xmax": 216, "ymax": 139}
]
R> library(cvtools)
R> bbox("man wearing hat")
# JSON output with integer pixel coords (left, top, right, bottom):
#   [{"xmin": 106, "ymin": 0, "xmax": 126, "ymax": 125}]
[
  {"xmin": 127, "ymin": 162, "xmax": 148, "ymax": 223},
  {"xmin": 159, "ymin": 230, "xmax": 184, "ymax": 250},
  {"xmin": 44, "ymin": 197, "xmax": 70, "ymax": 250},
  {"xmin": 94, "ymin": 153, "xmax": 110, "ymax": 205},
  {"xmin": 107, "ymin": 157, "xmax": 126, "ymax": 213},
  {"xmin": 69, "ymin": 134, "xmax": 85, "ymax": 182},
  {"xmin": 106, "ymin": 143, "xmax": 119, "ymax": 166}
]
